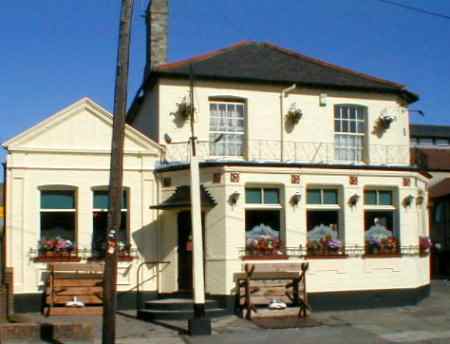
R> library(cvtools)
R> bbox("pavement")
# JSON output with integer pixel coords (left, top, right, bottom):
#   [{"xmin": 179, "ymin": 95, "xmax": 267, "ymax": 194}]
[{"xmin": 5, "ymin": 279, "xmax": 450, "ymax": 343}]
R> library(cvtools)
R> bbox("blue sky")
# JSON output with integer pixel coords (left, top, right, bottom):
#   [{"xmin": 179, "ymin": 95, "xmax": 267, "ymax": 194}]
[{"xmin": 1, "ymin": 0, "xmax": 449, "ymax": 173}]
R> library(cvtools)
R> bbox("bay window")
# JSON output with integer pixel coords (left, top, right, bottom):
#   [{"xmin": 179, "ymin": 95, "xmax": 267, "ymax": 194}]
[
  {"xmin": 334, "ymin": 104, "xmax": 367, "ymax": 162},
  {"xmin": 92, "ymin": 190, "xmax": 129, "ymax": 258},
  {"xmin": 244, "ymin": 187, "xmax": 284, "ymax": 258},
  {"xmin": 209, "ymin": 101, "xmax": 245, "ymax": 157},
  {"xmin": 306, "ymin": 188, "xmax": 344, "ymax": 256},
  {"xmin": 364, "ymin": 189, "xmax": 399, "ymax": 256}
]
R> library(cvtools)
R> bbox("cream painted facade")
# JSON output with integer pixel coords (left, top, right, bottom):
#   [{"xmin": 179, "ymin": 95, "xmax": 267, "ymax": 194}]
[
  {"xmin": 156, "ymin": 166, "xmax": 429, "ymax": 296},
  {"xmin": 134, "ymin": 78, "xmax": 411, "ymax": 165},
  {"xmin": 2, "ymin": 81, "xmax": 430, "ymax": 310},
  {"xmin": 2, "ymin": 98, "xmax": 162, "ymax": 296},
  {"xmin": 130, "ymin": 77, "xmax": 430, "ymax": 300}
]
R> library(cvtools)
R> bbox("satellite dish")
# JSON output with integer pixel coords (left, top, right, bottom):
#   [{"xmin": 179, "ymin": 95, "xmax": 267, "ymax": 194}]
[{"xmin": 164, "ymin": 133, "xmax": 172, "ymax": 144}]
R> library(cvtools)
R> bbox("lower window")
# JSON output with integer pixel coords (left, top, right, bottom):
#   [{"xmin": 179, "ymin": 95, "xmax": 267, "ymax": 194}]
[
  {"xmin": 91, "ymin": 190, "xmax": 130, "ymax": 258},
  {"xmin": 92, "ymin": 212, "xmax": 129, "ymax": 258},
  {"xmin": 306, "ymin": 210, "xmax": 344, "ymax": 256},
  {"xmin": 364, "ymin": 211, "xmax": 399, "ymax": 255},
  {"xmin": 245, "ymin": 210, "xmax": 283, "ymax": 257}
]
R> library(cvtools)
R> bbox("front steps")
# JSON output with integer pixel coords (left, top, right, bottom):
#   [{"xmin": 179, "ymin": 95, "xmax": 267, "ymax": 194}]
[{"xmin": 137, "ymin": 298, "xmax": 230, "ymax": 320}]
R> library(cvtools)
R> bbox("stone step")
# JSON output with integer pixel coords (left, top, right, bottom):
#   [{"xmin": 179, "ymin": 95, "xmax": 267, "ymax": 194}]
[
  {"xmin": 137, "ymin": 307, "xmax": 229, "ymax": 321},
  {"xmin": 143, "ymin": 298, "xmax": 220, "ymax": 311}
]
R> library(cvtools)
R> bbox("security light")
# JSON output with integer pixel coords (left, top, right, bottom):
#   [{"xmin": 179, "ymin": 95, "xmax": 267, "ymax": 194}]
[
  {"xmin": 349, "ymin": 194, "xmax": 360, "ymax": 207},
  {"xmin": 229, "ymin": 191, "xmax": 240, "ymax": 205},
  {"xmin": 290, "ymin": 192, "xmax": 302, "ymax": 206}
]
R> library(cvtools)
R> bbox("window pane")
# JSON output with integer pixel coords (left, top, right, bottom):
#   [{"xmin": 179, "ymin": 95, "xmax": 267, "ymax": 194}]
[
  {"xmin": 379, "ymin": 191, "xmax": 393, "ymax": 205},
  {"xmin": 41, "ymin": 191, "xmax": 75, "ymax": 209},
  {"xmin": 307, "ymin": 189, "xmax": 321, "ymax": 204},
  {"xmin": 364, "ymin": 191, "xmax": 377, "ymax": 205},
  {"xmin": 307, "ymin": 210, "xmax": 339, "ymax": 239},
  {"xmin": 41, "ymin": 212, "xmax": 75, "ymax": 241},
  {"xmin": 93, "ymin": 191, "xmax": 128, "ymax": 209},
  {"xmin": 245, "ymin": 210, "xmax": 281, "ymax": 244},
  {"xmin": 92, "ymin": 211, "xmax": 128, "ymax": 257},
  {"xmin": 334, "ymin": 119, "xmax": 341, "ymax": 132},
  {"xmin": 436, "ymin": 139, "xmax": 449, "ymax": 146},
  {"xmin": 264, "ymin": 189, "xmax": 280, "ymax": 204},
  {"xmin": 323, "ymin": 190, "xmax": 338, "ymax": 204},
  {"xmin": 365, "ymin": 211, "xmax": 394, "ymax": 234},
  {"xmin": 246, "ymin": 188, "xmax": 262, "ymax": 204}
]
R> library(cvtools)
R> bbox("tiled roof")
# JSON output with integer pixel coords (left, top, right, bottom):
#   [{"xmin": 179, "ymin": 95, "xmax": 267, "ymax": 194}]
[
  {"xmin": 410, "ymin": 124, "xmax": 450, "ymax": 139},
  {"xmin": 411, "ymin": 148, "xmax": 450, "ymax": 171},
  {"xmin": 153, "ymin": 41, "xmax": 417, "ymax": 101},
  {"xmin": 429, "ymin": 178, "xmax": 450, "ymax": 199}
]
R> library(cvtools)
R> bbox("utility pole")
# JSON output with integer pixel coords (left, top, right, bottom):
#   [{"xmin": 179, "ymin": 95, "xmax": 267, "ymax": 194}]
[
  {"xmin": 187, "ymin": 64, "xmax": 211, "ymax": 336},
  {"xmin": 102, "ymin": 1, "xmax": 134, "ymax": 343}
]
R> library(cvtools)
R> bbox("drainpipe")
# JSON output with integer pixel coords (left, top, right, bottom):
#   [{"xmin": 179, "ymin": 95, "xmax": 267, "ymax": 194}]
[{"xmin": 280, "ymin": 84, "xmax": 296, "ymax": 161}]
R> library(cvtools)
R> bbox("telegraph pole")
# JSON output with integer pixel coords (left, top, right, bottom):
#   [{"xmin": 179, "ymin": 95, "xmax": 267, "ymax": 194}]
[{"xmin": 103, "ymin": 1, "xmax": 134, "ymax": 343}]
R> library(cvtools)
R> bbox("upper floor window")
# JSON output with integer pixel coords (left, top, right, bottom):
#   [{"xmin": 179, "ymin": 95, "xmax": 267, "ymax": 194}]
[
  {"xmin": 209, "ymin": 102, "xmax": 245, "ymax": 157},
  {"xmin": 334, "ymin": 105, "xmax": 367, "ymax": 162}
]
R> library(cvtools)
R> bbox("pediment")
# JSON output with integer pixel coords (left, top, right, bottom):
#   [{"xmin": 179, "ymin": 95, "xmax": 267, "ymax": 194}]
[{"xmin": 3, "ymin": 98, "xmax": 162, "ymax": 156}]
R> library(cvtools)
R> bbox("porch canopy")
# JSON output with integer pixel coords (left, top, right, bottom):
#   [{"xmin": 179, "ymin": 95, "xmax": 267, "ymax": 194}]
[{"xmin": 150, "ymin": 185, "xmax": 217, "ymax": 210}]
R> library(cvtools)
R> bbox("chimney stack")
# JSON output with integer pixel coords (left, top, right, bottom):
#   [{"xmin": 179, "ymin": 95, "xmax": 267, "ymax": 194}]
[{"xmin": 145, "ymin": 0, "xmax": 169, "ymax": 79}]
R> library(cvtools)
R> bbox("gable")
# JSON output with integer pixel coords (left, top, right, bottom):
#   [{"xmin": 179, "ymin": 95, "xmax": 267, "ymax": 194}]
[{"xmin": 3, "ymin": 98, "xmax": 162, "ymax": 156}]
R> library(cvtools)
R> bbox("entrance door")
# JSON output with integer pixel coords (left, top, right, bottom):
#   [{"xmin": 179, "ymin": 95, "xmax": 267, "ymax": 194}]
[{"xmin": 177, "ymin": 211, "xmax": 205, "ymax": 291}]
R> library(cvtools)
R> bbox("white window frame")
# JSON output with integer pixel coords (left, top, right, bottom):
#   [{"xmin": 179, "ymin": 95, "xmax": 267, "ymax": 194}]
[
  {"xmin": 92, "ymin": 188, "xmax": 130, "ymax": 256},
  {"xmin": 306, "ymin": 187, "xmax": 343, "ymax": 241},
  {"xmin": 39, "ymin": 188, "xmax": 77, "ymax": 245},
  {"xmin": 334, "ymin": 104, "xmax": 367, "ymax": 162},
  {"xmin": 209, "ymin": 101, "xmax": 245, "ymax": 158},
  {"xmin": 364, "ymin": 188, "xmax": 399, "ymax": 241}
]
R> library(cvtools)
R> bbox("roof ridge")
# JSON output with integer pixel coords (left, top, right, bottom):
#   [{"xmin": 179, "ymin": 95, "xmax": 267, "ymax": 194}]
[
  {"xmin": 155, "ymin": 40, "xmax": 256, "ymax": 71},
  {"xmin": 261, "ymin": 42, "xmax": 405, "ymax": 89}
]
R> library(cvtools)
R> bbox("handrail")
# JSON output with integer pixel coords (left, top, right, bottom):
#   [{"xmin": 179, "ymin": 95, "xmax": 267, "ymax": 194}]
[{"xmin": 136, "ymin": 260, "xmax": 170, "ymax": 311}]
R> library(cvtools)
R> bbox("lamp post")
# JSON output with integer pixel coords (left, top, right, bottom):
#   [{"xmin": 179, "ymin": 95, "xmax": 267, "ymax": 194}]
[{"xmin": 187, "ymin": 64, "xmax": 211, "ymax": 335}]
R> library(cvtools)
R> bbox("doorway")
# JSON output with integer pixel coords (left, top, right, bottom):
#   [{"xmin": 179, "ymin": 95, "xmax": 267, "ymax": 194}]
[{"xmin": 177, "ymin": 210, "xmax": 205, "ymax": 292}]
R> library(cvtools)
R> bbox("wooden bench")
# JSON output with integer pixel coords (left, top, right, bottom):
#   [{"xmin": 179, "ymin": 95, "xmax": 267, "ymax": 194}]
[
  {"xmin": 234, "ymin": 263, "xmax": 310, "ymax": 320},
  {"xmin": 44, "ymin": 263, "xmax": 104, "ymax": 316}
]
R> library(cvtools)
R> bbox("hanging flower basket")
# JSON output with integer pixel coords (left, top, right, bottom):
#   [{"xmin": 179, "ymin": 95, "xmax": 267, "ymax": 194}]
[
  {"xmin": 419, "ymin": 236, "xmax": 432, "ymax": 256},
  {"xmin": 174, "ymin": 97, "xmax": 194, "ymax": 121},
  {"xmin": 286, "ymin": 109, "xmax": 303, "ymax": 125}
]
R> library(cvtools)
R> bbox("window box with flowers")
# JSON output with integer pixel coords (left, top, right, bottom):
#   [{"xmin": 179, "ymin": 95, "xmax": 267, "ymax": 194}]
[
  {"xmin": 419, "ymin": 236, "xmax": 432, "ymax": 256},
  {"xmin": 89, "ymin": 189, "xmax": 136, "ymax": 261},
  {"xmin": 34, "ymin": 237, "xmax": 80, "ymax": 262},
  {"xmin": 305, "ymin": 188, "xmax": 346, "ymax": 258},
  {"xmin": 35, "ymin": 189, "xmax": 80, "ymax": 262},
  {"xmin": 364, "ymin": 189, "xmax": 400, "ymax": 257},
  {"xmin": 243, "ymin": 188, "xmax": 286, "ymax": 260}
]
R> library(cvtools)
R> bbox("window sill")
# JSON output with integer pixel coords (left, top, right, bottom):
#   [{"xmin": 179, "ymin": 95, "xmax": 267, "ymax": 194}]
[
  {"xmin": 33, "ymin": 256, "xmax": 81, "ymax": 263},
  {"xmin": 241, "ymin": 255, "xmax": 289, "ymax": 261},
  {"xmin": 306, "ymin": 254, "xmax": 348, "ymax": 259},
  {"xmin": 363, "ymin": 253, "xmax": 401, "ymax": 258},
  {"xmin": 87, "ymin": 255, "xmax": 136, "ymax": 262}
]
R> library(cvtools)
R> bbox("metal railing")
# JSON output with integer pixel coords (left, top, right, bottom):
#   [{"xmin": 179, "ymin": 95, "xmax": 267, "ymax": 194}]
[
  {"xmin": 161, "ymin": 140, "xmax": 411, "ymax": 166},
  {"xmin": 238, "ymin": 245, "xmax": 423, "ymax": 259},
  {"xmin": 136, "ymin": 260, "xmax": 170, "ymax": 310}
]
